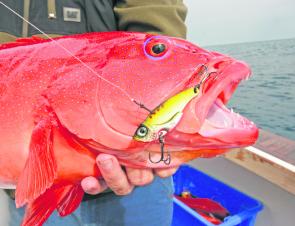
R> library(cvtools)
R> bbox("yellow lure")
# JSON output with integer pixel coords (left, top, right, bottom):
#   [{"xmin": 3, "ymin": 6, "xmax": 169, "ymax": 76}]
[{"xmin": 133, "ymin": 86, "xmax": 200, "ymax": 142}]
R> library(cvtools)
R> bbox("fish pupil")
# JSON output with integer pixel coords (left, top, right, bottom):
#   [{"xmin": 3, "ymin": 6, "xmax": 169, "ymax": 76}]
[{"xmin": 152, "ymin": 44, "xmax": 166, "ymax": 54}]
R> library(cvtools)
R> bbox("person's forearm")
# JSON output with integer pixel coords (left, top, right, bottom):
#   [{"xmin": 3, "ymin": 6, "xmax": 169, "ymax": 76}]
[{"xmin": 114, "ymin": 0, "xmax": 187, "ymax": 38}]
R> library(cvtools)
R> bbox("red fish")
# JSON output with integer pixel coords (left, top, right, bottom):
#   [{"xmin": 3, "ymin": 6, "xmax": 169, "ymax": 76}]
[
  {"xmin": 0, "ymin": 32, "xmax": 258, "ymax": 225},
  {"xmin": 175, "ymin": 193, "xmax": 230, "ymax": 224}
]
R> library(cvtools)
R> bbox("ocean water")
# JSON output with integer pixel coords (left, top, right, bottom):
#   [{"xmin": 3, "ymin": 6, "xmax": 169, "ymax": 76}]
[{"xmin": 206, "ymin": 38, "xmax": 295, "ymax": 141}]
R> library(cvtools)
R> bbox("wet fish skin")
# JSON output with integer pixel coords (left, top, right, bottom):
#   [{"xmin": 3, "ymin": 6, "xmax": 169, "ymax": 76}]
[{"xmin": 0, "ymin": 32, "xmax": 258, "ymax": 225}]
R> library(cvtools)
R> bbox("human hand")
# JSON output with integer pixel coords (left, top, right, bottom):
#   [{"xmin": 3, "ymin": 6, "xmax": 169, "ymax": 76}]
[{"xmin": 81, "ymin": 153, "xmax": 178, "ymax": 195}]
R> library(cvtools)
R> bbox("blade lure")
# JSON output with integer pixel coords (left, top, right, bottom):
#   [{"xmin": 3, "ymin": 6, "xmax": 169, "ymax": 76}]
[{"xmin": 133, "ymin": 65, "xmax": 215, "ymax": 164}]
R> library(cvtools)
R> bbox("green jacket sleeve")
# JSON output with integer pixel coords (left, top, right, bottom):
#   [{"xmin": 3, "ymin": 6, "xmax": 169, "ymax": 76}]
[{"xmin": 113, "ymin": 0, "xmax": 187, "ymax": 38}]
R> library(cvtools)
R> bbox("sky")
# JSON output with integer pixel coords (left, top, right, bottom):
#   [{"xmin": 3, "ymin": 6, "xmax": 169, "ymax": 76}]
[{"xmin": 184, "ymin": 0, "xmax": 295, "ymax": 46}]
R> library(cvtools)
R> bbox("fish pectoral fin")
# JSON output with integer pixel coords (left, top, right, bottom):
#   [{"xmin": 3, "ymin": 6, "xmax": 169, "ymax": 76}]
[
  {"xmin": 57, "ymin": 183, "xmax": 84, "ymax": 217},
  {"xmin": 21, "ymin": 183, "xmax": 84, "ymax": 226},
  {"xmin": 15, "ymin": 118, "xmax": 57, "ymax": 208}
]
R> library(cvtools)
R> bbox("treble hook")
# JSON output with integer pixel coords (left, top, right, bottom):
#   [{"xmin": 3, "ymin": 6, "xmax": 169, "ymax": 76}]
[
  {"xmin": 197, "ymin": 64, "xmax": 209, "ymax": 78},
  {"xmin": 194, "ymin": 65, "xmax": 217, "ymax": 93},
  {"xmin": 148, "ymin": 133, "xmax": 171, "ymax": 165}
]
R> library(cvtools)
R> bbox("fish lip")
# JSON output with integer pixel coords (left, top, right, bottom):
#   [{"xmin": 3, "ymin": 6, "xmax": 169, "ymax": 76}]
[
  {"xmin": 162, "ymin": 58, "xmax": 258, "ymax": 150},
  {"xmin": 195, "ymin": 58, "xmax": 253, "ymax": 119}
]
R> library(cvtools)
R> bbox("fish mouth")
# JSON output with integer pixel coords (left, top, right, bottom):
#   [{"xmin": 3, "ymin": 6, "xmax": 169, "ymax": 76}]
[{"xmin": 162, "ymin": 57, "xmax": 258, "ymax": 151}]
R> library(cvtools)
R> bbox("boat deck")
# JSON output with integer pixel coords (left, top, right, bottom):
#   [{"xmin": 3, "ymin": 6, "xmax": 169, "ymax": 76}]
[
  {"xmin": 224, "ymin": 129, "xmax": 295, "ymax": 195},
  {"xmin": 255, "ymin": 130, "xmax": 295, "ymax": 165}
]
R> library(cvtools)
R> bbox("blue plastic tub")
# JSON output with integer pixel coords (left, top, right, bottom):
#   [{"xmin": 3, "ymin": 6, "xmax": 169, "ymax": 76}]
[{"xmin": 171, "ymin": 165, "xmax": 263, "ymax": 226}]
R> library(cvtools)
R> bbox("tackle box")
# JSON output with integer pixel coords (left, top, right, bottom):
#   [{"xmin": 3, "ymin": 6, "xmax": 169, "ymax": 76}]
[{"xmin": 171, "ymin": 165, "xmax": 263, "ymax": 226}]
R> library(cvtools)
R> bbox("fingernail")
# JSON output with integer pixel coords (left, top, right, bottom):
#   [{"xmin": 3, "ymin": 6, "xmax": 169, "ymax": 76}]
[{"xmin": 97, "ymin": 156, "xmax": 113, "ymax": 170}]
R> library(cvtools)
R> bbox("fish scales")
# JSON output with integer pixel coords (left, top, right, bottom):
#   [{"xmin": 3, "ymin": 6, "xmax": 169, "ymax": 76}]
[{"xmin": 0, "ymin": 32, "xmax": 258, "ymax": 225}]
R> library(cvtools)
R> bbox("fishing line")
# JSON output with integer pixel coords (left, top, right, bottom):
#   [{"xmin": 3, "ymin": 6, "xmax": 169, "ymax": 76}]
[
  {"xmin": 0, "ymin": 1, "xmax": 172, "ymax": 165},
  {"xmin": 0, "ymin": 1, "xmax": 212, "ymax": 111},
  {"xmin": 0, "ymin": 1, "xmax": 136, "ymax": 104},
  {"xmin": 0, "ymin": 2, "xmax": 215, "ymax": 165}
]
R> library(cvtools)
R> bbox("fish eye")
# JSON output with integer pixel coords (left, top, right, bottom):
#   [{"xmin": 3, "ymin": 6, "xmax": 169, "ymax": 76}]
[
  {"xmin": 144, "ymin": 36, "xmax": 170, "ymax": 59},
  {"xmin": 136, "ymin": 125, "xmax": 148, "ymax": 138},
  {"xmin": 152, "ymin": 43, "xmax": 166, "ymax": 55}
]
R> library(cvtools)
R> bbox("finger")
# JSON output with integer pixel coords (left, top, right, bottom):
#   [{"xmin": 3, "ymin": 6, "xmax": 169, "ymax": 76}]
[
  {"xmin": 125, "ymin": 168, "xmax": 154, "ymax": 186},
  {"xmin": 81, "ymin": 176, "xmax": 108, "ymax": 195},
  {"xmin": 154, "ymin": 167, "xmax": 179, "ymax": 178},
  {"xmin": 96, "ymin": 154, "xmax": 134, "ymax": 196}
]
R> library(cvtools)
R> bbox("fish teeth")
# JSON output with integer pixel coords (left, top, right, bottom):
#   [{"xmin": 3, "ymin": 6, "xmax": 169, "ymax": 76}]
[
  {"xmin": 242, "ymin": 74, "xmax": 250, "ymax": 81},
  {"xmin": 242, "ymin": 119, "xmax": 246, "ymax": 127},
  {"xmin": 223, "ymin": 119, "xmax": 229, "ymax": 127}
]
